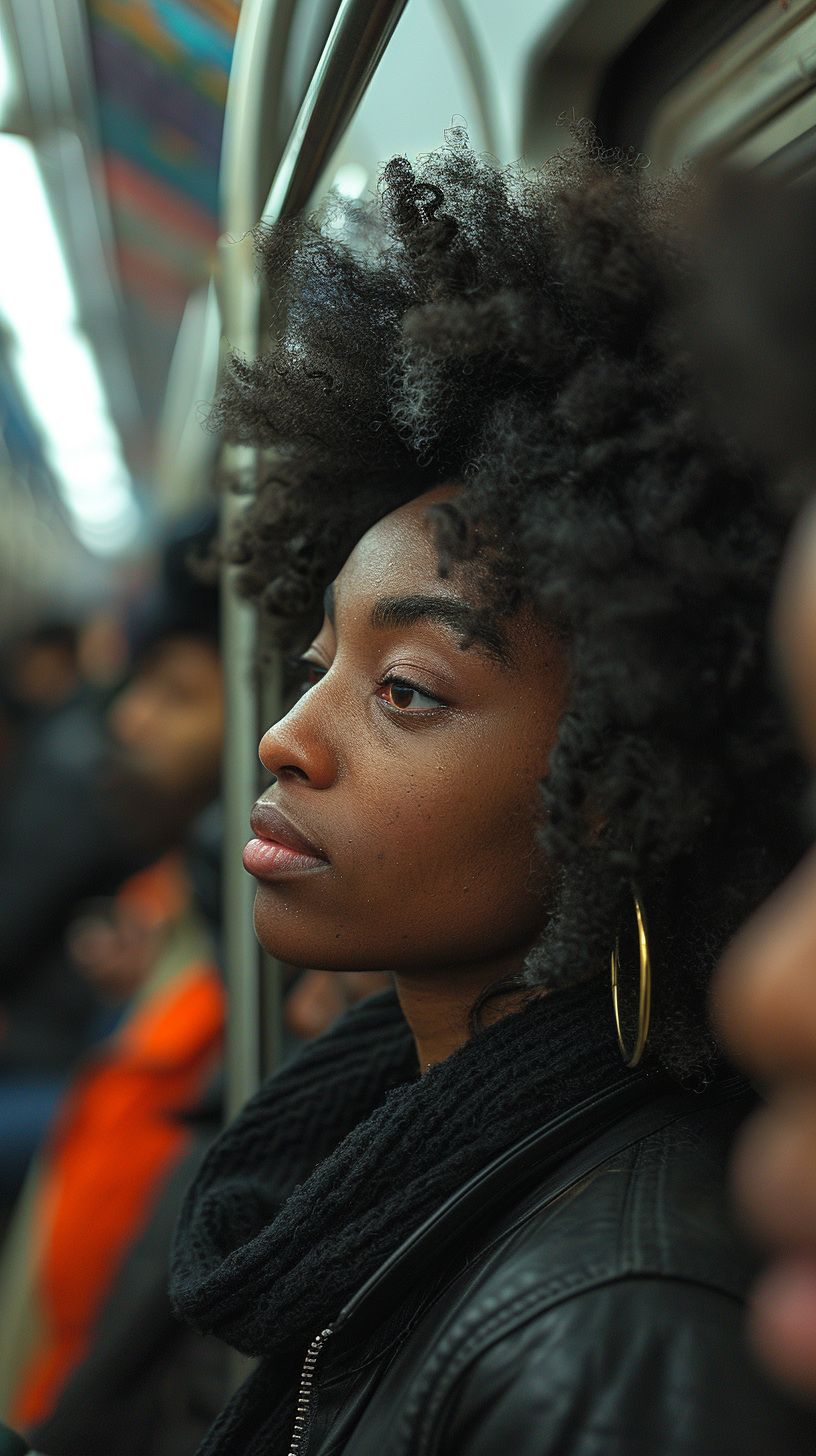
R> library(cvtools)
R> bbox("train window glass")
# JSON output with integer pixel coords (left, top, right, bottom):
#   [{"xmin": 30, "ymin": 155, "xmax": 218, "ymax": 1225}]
[
  {"xmin": 645, "ymin": 0, "xmax": 816, "ymax": 172},
  {"xmin": 523, "ymin": 0, "xmax": 667, "ymax": 164},
  {"xmin": 594, "ymin": 0, "xmax": 771, "ymax": 158},
  {"xmin": 732, "ymin": 84, "xmax": 816, "ymax": 171}
]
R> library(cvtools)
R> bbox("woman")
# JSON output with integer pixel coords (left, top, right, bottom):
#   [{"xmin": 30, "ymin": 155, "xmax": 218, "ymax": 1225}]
[{"xmin": 171, "ymin": 134, "xmax": 816, "ymax": 1454}]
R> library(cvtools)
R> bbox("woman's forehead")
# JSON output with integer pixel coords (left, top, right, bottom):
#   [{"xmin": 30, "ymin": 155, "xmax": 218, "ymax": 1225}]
[{"xmin": 334, "ymin": 490, "xmax": 464, "ymax": 610}]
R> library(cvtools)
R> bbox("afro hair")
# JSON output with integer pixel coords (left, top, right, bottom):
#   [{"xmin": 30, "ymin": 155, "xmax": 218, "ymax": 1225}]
[{"xmin": 214, "ymin": 126, "xmax": 807, "ymax": 1080}]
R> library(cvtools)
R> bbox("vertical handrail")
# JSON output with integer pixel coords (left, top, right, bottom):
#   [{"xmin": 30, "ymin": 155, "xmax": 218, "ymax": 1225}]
[
  {"xmin": 263, "ymin": 0, "xmax": 410, "ymax": 222},
  {"xmin": 219, "ymin": 0, "xmax": 410, "ymax": 1123},
  {"xmin": 220, "ymin": 451, "xmax": 265, "ymax": 1121},
  {"xmin": 219, "ymin": 0, "xmax": 297, "ymax": 1122}
]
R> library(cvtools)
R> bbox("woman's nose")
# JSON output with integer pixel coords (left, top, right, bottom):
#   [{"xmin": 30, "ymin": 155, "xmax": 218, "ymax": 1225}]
[{"xmin": 259, "ymin": 695, "xmax": 338, "ymax": 789}]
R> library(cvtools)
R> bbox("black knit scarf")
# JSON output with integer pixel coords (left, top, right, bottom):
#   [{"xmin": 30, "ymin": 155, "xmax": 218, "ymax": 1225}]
[{"xmin": 170, "ymin": 976, "xmax": 633, "ymax": 1456}]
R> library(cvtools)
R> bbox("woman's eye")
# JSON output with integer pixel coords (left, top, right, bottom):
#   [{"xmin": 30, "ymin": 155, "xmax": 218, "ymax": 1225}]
[{"xmin": 378, "ymin": 678, "xmax": 441, "ymax": 713}]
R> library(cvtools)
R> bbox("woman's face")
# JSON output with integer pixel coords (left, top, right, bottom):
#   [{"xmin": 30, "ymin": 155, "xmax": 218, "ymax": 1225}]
[{"xmin": 245, "ymin": 489, "xmax": 569, "ymax": 976}]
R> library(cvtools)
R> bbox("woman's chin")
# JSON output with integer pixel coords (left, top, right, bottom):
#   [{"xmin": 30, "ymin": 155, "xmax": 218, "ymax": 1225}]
[
  {"xmin": 251, "ymin": 895, "xmax": 366, "ymax": 972},
  {"xmin": 253, "ymin": 906, "xmax": 314, "ymax": 966}
]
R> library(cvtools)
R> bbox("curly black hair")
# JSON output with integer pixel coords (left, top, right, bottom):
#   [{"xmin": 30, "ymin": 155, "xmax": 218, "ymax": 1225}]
[{"xmin": 215, "ymin": 126, "xmax": 807, "ymax": 1080}]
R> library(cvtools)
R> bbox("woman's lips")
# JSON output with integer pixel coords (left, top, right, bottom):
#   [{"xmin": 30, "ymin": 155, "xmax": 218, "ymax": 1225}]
[
  {"xmin": 242, "ymin": 839, "xmax": 327, "ymax": 878},
  {"xmin": 243, "ymin": 801, "xmax": 328, "ymax": 880}
]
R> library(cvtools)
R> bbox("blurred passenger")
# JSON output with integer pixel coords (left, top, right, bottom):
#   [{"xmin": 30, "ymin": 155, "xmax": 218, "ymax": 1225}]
[
  {"xmin": 76, "ymin": 613, "xmax": 129, "ymax": 693},
  {"xmin": 108, "ymin": 509, "xmax": 222, "ymax": 860},
  {"xmin": 690, "ymin": 171, "xmax": 816, "ymax": 1400},
  {"xmin": 4, "ymin": 624, "xmax": 80, "ymax": 709},
  {"xmin": 0, "ymin": 856, "xmax": 224, "ymax": 1433},
  {"xmin": 25, "ymin": 973, "xmax": 389, "ymax": 1456},
  {"xmin": 0, "ymin": 618, "xmax": 127, "ymax": 1035},
  {"xmin": 0, "ymin": 620, "xmax": 140, "ymax": 1198},
  {"xmin": 0, "ymin": 511, "xmax": 227, "ymax": 1431}
]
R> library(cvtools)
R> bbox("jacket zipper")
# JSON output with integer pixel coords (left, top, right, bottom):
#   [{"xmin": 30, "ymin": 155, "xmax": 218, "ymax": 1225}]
[{"xmin": 288, "ymin": 1325, "xmax": 334, "ymax": 1456}]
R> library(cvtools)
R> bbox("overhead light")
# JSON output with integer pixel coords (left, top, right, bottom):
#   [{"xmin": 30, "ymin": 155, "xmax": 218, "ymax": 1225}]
[
  {"xmin": 331, "ymin": 162, "xmax": 369, "ymax": 200},
  {"xmin": 0, "ymin": 133, "xmax": 140, "ymax": 556}
]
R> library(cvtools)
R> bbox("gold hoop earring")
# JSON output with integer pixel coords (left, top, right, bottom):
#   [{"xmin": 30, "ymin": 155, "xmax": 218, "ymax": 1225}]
[{"xmin": 611, "ymin": 884, "xmax": 651, "ymax": 1067}]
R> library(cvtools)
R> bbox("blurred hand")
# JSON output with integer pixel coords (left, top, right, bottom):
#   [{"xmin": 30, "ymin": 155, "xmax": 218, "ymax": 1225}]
[
  {"xmin": 714, "ymin": 499, "xmax": 816, "ymax": 1395},
  {"xmin": 688, "ymin": 170, "xmax": 816, "ymax": 1399}
]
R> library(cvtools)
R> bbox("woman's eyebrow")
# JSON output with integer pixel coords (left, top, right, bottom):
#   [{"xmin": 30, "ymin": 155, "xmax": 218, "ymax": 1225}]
[
  {"xmin": 370, "ymin": 594, "xmax": 471, "ymax": 634},
  {"xmin": 370, "ymin": 594, "xmax": 509, "ymax": 663}
]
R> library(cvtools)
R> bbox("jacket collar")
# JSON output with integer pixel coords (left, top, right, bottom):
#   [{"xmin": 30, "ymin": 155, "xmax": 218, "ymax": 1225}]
[{"xmin": 332, "ymin": 1068, "xmax": 673, "ymax": 1346}]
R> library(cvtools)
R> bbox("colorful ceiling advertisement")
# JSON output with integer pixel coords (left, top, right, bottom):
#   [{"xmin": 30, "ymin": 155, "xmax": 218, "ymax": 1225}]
[{"xmin": 86, "ymin": 0, "xmax": 240, "ymax": 427}]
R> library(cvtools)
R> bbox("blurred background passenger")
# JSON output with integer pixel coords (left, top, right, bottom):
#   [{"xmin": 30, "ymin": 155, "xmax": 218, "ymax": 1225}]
[
  {"xmin": 110, "ymin": 509, "xmax": 223, "ymax": 877},
  {"xmin": 20, "ymin": 970, "xmax": 389, "ymax": 1456},
  {"xmin": 0, "ymin": 511, "xmax": 227, "ymax": 1434},
  {"xmin": 0, "ymin": 616, "xmax": 143, "ymax": 1205}
]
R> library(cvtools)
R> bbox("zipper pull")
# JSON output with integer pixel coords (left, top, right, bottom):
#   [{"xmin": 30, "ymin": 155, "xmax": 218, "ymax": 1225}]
[{"xmin": 288, "ymin": 1325, "xmax": 334, "ymax": 1456}]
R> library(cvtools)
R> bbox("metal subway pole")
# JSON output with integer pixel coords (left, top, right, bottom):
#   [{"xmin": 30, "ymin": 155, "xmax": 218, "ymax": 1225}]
[
  {"xmin": 218, "ymin": 0, "xmax": 411, "ymax": 1124},
  {"xmin": 261, "ymin": 0, "xmax": 410, "ymax": 222},
  {"xmin": 220, "ymin": 458, "xmax": 264, "ymax": 1122},
  {"xmin": 219, "ymin": 0, "xmax": 292, "ymax": 1120}
]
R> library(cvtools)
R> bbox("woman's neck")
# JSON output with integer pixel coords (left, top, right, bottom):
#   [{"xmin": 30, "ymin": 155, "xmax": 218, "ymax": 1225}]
[{"xmin": 394, "ymin": 946, "xmax": 535, "ymax": 1071}]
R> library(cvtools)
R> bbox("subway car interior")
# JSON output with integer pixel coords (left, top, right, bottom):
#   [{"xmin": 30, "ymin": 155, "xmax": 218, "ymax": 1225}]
[{"xmin": 1, "ymin": 0, "xmax": 816, "ymax": 1451}]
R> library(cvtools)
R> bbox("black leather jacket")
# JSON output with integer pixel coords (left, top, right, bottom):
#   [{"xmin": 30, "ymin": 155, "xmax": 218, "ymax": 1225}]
[{"xmin": 288, "ymin": 1077, "xmax": 816, "ymax": 1456}]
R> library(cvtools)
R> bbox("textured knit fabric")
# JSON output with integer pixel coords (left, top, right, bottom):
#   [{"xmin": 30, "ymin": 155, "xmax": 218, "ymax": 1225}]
[{"xmin": 171, "ymin": 976, "xmax": 634, "ymax": 1456}]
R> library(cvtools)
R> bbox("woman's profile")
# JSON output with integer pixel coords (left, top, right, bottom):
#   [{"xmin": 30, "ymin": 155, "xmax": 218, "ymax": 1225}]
[{"xmin": 170, "ymin": 132, "xmax": 816, "ymax": 1454}]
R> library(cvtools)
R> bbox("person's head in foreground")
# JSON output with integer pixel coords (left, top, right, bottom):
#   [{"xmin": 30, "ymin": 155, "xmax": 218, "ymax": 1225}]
[
  {"xmin": 170, "ymin": 131, "xmax": 816, "ymax": 1456},
  {"xmin": 691, "ymin": 170, "xmax": 816, "ymax": 1401}
]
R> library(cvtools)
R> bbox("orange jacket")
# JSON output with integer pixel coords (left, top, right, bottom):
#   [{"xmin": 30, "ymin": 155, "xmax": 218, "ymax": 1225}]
[{"xmin": 11, "ymin": 956, "xmax": 224, "ymax": 1426}]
